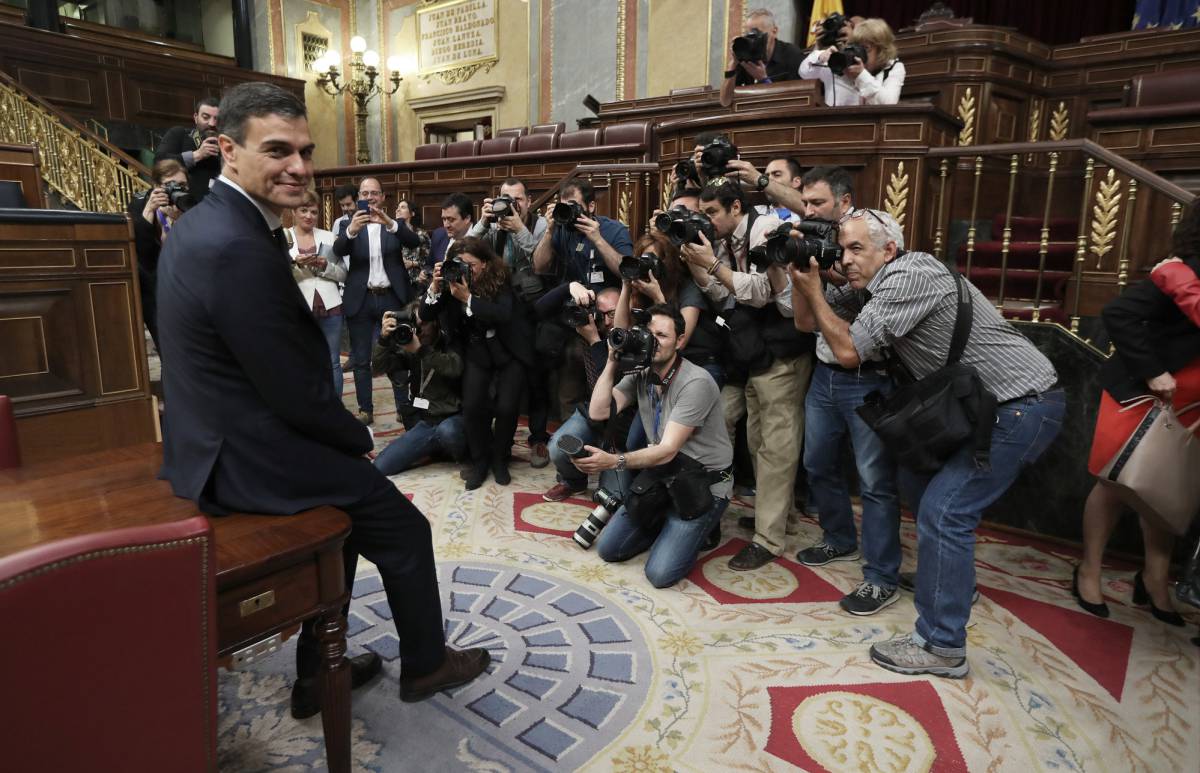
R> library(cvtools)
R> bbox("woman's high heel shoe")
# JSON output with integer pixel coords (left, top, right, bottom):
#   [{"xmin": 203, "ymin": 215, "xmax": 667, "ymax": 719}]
[
  {"xmin": 1072, "ymin": 565, "xmax": 1110, "ymax": 618},
  {"xmin": 1133, "ymin": 571, "xmax": 1186, "ymax": 626}
]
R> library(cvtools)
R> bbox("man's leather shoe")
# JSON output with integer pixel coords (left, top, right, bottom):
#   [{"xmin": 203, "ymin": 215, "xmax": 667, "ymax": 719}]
[
  {"xmin": 728, "ymin": 542, "xmax": 776, "ymax": 571},
  {"xmin": 400, "ymin": 647, "xmax": 491, "ymax": 703},
  {"xmin": 290, "ymin": 652, "xmax": 384, "ymax": 719}
]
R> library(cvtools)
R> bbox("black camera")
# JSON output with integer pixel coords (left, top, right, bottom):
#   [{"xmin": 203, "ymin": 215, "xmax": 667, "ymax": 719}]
[
  {"xmin": 552, "ymin": 200, "xmax": 586, "ymax": 227},
  {"xmin": 673, "ymin": 159, "xmax": 699, "ymax": 186},
  {"xmin": 489, "ymin": 195, "xmax": 516, "ymax": 219},
  {"xmin": 698, "ymin": 137, "xmax": 738, "ymax": 180},
  {"xmin": 619, "ymin": 253, "xmax": 665, "ymax": 283},
  {"xmin": 654, "ymin": 206, "xmax": 716, "ymax": 248},
  {"xmin": 393, "ymin": 322, "xmax": 415, "ymax": 344},
  {"xmin": 818, "ymin": 12, "xmax": 847, "ymax": 48},
  {"xmin": 731, "ymin": 28, "xmax": 767, "ymax": 63},
  {"xmin": 561, "ymin": 298, "xmax": 598, "ymax": 328},
  {"xmin": 442, "ymin": 256, "xmax": 470, "ymax": 287},
  {"xmin": 161, "ymin": 180, "xmax": 195, "ymax": 211},
  {"xmin": 574, "ymin": 486, "xmax": 623, "ymax": 550},
  {"xmin": 829, "ymin": 43, "xmax": 869, "ymax": 77},
  {"xmin": 608, "ymin": 325, "xmax": 657, "ymax": 370},
  {"xmin": 762, "ymin": 219, "xmax": 843, "ymax": 270}
]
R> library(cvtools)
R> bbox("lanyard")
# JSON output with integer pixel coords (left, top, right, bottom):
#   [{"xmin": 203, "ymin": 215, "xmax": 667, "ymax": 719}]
[
  {"xmin": 415, "ymin": 363, "xmax": 436, "ymax": 399},
  {"xmin": 646, "ymin": 355, "xmax": 681, "ymax": 444}
]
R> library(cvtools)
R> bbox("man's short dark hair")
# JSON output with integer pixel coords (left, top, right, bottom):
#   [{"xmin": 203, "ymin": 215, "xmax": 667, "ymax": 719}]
[
  {"xmin": 218, "ymin": 82, "xmax": 305, "ymax": 146},
  {"xmin": 801, "ymin": 165, "xmax": 854, "ymax": 203},
  {"xmin": 560, "ymin": 178, "xmax": 595, "ymax": 205},
  {"xmin": 196, "ymin": 96, "xmax": 220, "ymax": 112},
  {"xmin": 500, "ymin": 177, "xmax": 527, "ymax": 195},
  {"xmin": 694, "ymin": 130, "xmax": 727, "ymax": 149},
  {"xmin": 441, "ymin": 192, "xmax": 472, "ymax": 220},
  {"xmin": 699, "ymin": 178, "xmax": 745, "ymax": 212},
  {"xmin": 334, "ymin": 184, "xmax": 357, "ymax": 201},
  {"xmin": 769, "ymin": 157, "xmax": 803, "ymax": 181},
  {"xmin": 647, "ymin": 303, "xmax": 685, "ymax": 337}
]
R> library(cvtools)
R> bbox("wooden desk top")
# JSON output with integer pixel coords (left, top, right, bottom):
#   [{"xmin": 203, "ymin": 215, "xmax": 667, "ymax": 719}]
[{"xmin": 0, "ymin": 443, "xmax": 351, "ymax": 585}]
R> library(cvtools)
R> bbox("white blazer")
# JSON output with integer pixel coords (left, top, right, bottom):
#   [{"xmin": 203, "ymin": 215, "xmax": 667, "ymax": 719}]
[{"xmin": 288, "ymin": 227, "xmax": 347, "ymax": 311}]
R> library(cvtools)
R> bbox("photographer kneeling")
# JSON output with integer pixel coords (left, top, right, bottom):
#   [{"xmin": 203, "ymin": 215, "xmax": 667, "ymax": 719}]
[
  {"xmin": 372, "ymin": 309, "xmax": 467, "ymax": 476},
  {"xmin": 573, "ymin": 305, "xmax": 732, "ymax": 589},
  {"xmin": 799, "ymin": 18, "xmax": 904, "ymax": 106}
]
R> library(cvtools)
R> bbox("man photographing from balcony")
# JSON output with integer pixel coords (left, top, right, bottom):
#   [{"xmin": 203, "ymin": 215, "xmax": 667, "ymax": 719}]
[
  {"xmin": 719, "ymin": 8, "xmax": 805, "ymax": 107},
  {"xmin": 154, "ymin": 97, "xmax": 221, "ymax": 203}
]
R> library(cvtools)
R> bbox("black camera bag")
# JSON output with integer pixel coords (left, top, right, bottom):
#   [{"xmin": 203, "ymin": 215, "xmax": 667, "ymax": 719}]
[
  {"xmin": 855, "ymin": 268, "xmax": 997, "ymax": 474},
  {"xmin": 626, "ymin": 452, "xmax": 727, "ymax": 527}
]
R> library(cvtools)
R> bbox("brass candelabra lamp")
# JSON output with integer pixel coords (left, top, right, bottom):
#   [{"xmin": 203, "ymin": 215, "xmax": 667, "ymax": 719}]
[{"xmin": 313, "ymin": 36, "xmax": 403, "ymax": 165}]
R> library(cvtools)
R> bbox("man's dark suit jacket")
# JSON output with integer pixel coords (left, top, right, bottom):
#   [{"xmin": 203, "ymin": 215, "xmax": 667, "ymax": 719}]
[
  {"xmin": 429, "ymin": 227, "xmax": 451, "ymax": 267},
  {"xmin": 156, "ymin": 180, "xmax": 376, "ymax": 515},
  {"xmin": 420, "ymin": 286, "xmax": 535, "ymax": 370},
  {"xmin": 333, "ymin": 219, "xmax": 420, "ymax": 317},
  {"xmin": 1101, "ymin": 258, "xmax": 1200, "ymax": 401},
  {"xmin": 154, "ymin": 126, "xmax": 221, "ymax": 202}
]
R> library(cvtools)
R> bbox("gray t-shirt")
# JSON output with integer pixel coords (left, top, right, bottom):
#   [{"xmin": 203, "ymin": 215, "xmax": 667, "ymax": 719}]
[{"xmin": 615, "ymin": 358, "xmax": 733, "ymax": 497}]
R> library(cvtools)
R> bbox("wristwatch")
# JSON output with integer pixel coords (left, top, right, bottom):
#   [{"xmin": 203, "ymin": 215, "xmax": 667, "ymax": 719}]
[
  {"xmin": 724, "ymin": 68, "xmax": 738, "ymax": 79},
  {"xmin": 615, "ymin": 454, "xmax": 627, "ymax": 471},
  {"xmin": 756, "ymin": 174, "xmax": 770, "ymax": 192}
]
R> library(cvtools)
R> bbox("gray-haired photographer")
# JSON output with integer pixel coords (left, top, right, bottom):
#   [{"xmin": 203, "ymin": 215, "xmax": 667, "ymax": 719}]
[
  {"xmin": 718, "ymin": 8, "xmax": 806, "ymax": 107},
  {"xmin": 569, "ymin": 304, "xmax": 732, "ymax": 588}
]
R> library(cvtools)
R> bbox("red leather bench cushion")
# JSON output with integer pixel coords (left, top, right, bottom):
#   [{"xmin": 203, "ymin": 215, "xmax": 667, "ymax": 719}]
[
  {"xmin": 414, "ymin": 143, "xmax": 445, "ymax": 160},
  {"xmin": 558, "ymin": 128, "xmax": 602, "ymax": 149}
]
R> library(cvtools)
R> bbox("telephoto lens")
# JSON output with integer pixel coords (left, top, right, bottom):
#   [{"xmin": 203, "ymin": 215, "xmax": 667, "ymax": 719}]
[
  {"xmin": 573, "ymin": 487, "xmax": 623, "ymax": 549},
  {"xmin": 552, "ymin": 200, "xmax": 585, "ymax": 227}
]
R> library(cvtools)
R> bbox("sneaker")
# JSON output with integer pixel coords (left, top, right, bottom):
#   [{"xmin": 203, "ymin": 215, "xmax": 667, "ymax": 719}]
[
  {"xmin": 543, "ymin": 482, "xmax": 585, "ymax": 502},
  {"xmin": 839, "ymin": 582, "xmax": 900, "ymax": 616},
  {"xmin": 796, "ymin": 542, "xmax": 860, "ymax": 567},
  {"xmin": 898, "ymin": 571, "xmax": 981, "ymax": 605},
  {"xmin": 530, "ymin": 442, "xmax": 550, "ymax": 468},
  {"xmin": 870, "ymin": 634, "xmax": 968, "ymax": 679},
  {"xmin": 728, "ymin": 542, "xmax": 776, "ymax": 571},
  {"xmin": 357, "ymin": 410, "xmax": 373, "ymax": 425}
]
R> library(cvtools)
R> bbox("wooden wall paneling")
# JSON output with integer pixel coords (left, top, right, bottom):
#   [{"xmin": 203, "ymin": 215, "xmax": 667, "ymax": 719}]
[
  {"xmin": 0, "ymin": 143, "xmax": 46, "ymax": 208},
  {"xmin": 14, "ymin": 397, "xmax": 157, "ymax": 466},
  {"xmin": 0, "ymin": 280, "xmax": 88, "ymax": 403}
]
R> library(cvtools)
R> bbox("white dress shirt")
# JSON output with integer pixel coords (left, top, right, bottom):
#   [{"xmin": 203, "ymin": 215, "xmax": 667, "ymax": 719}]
[{"xmin": 346, "ymin": 219, "xmax": 401, "ymax": 289}]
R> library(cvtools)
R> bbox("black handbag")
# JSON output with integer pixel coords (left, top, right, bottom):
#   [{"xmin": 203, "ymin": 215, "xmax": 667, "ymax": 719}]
[{"xmin": 855, "ymin": 268, "xmax": 997, "ymax": 474}]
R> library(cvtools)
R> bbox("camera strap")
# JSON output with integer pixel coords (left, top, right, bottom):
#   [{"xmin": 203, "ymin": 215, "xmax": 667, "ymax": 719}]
[{"xmin": 646, "ymin": 354, "xmax": 682, "ymax": 443}]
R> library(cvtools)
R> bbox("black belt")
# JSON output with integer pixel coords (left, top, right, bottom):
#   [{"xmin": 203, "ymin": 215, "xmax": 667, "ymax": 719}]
[
  {"xmin": 999, "ymin": 384, "xmax": 1062, "ymax": 406},
  {"xmin": 820, "ymin": 360, "xmax": 888, "ymax": 375},
  {"xmin": 367, "ymin": 286, "xmax": 392, "ymax": 295}
]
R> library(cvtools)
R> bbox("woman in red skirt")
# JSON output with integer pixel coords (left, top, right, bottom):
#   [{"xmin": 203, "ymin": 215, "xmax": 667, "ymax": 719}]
[{"xmin": 1075, "ymin": 201, "xmax": 1200, "ymax": 624}]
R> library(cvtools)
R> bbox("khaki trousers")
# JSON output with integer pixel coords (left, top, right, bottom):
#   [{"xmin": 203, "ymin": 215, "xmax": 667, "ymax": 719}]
[{"xmin": 721, "ymin": 352, "xmax": 814, "ymax": 555}]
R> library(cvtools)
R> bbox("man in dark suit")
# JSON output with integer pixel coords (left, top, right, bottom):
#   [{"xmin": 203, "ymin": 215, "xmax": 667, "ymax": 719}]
[
  {"xmin": 156, "ymin": 82, "xmax": 489, "ymax": 716},
  {"xmin": 154, "ymin": 96, "xmax": 222, "ymax": 203},
  {"xmin": 334, "ymin": 176, "xmax": 421, "ymax": 425},
  {"xmin": 428, "ymin": 192, "xmax": 474, "ymax": 266}
]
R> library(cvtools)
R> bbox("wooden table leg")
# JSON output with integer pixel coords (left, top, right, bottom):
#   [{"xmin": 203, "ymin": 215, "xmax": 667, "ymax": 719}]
[{"xmin": 318, "ymin": 611, "xmax": 352, "ymax": 773}]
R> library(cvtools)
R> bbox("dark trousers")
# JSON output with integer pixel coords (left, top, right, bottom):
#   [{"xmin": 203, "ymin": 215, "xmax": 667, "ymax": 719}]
[
  {"xmin": 347, "ymin": 292, "xmax": 407, "ymax": 415},
  {"xmin": 462, "ymin": 354, "xmax": 526, "ymax": 469},
  {"xmin": 296, "ymin": 470, "xmax": 446, "ymax": 679},
  {"xmin": 526, "ymin": 360, "xmax": 551, "ymax": 445}
]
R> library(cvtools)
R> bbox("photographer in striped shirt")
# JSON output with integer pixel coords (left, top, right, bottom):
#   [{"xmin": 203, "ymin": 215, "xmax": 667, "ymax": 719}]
[{"xmin": 789, "ymin": 208, "xmax": 1063, "ymax": 679}]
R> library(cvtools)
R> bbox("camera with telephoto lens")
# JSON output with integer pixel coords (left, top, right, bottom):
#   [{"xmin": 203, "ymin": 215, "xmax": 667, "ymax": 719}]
[
  {"xmin": 552, "ymin": 200, "xmax": 586, "ymax": 227},
  {"xmin": 561, "ymin": 298, "xmax": 599, "ymax": 328},
  {"xmin": 489, "ymin": 194, "xmax": 515, "ymax": 220},
  {"xmin": 654, "ymin": 206, "xmax": 716, "ymax": 248},
  {"xmin": 393, "ymin": 322, "xmax": 415, "ymax": 345},
  {"xmin": 161, "ymin": 180, "xmax": 195, "ymax": 211},
  {"xmin": 441, "ymin": 256, "xmax": 470, "ymax": 287},
  {"xmin": 619, "ymin": 253, "xmax": 665, "ymax": 283},
  {"xmin": 673, "ymin": 158, "xmax": 699, "ymax": 186},
  {"xmin": 698, "ymin": 137, "xmax": 738, "ymax": 180},
  {"xmin": 608, "ymin": 324, "xmax": 657, "ymax": 370},
  {"xmin": 817, "ymin": 12, "xmax": 847, "ymax": 48},
  {"xmin": 574, "ymin": 487, "xmax": 623, "ymax": 550},
  {"xmin": 731, "ymin": 28, "xmax": 767, "ymax": 63},
  {"xmin": 829, "ymin": 43, "xmax": 869, "ymax": 77},
  {"xmin": 762, "ymin": 219, "xmax": 843, "ymax": 270}
]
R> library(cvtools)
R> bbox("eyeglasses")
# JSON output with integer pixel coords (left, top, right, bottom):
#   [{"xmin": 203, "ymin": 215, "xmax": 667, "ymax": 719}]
[
  {"xmin": 601, "ymin": 309, "xmax": 617, "ymax": 319},
  {"xmin": 838, "ymin": 208, "xmax": 889, "ymax": 228}
]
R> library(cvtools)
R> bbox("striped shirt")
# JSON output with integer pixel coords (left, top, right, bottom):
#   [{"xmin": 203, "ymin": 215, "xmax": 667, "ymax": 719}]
[{"xmin": 831, "ymin": 251, "xmax": 1057, "ymax": 401}]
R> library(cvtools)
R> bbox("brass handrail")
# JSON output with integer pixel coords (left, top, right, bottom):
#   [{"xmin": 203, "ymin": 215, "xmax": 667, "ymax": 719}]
[{"xmin": 0, "ymin": 70, "xmax": 150, "ymax": 213}]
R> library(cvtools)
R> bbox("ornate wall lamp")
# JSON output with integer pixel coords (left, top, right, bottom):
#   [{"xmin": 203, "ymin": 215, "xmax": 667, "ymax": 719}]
[{"xmin": 312, "ymin": 36, "xmax": 402, "ymax": 165}]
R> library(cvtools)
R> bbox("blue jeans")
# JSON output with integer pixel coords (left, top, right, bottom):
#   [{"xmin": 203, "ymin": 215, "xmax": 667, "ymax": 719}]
[
  {"xmin": 597, "ymin": 494, "xmax": 729, "ymax": 588},
  {"xmin": 347, "ymin": 293, "xmax": 406, "ymax": 415},
  {"xmin": 904, "ymin": 389, "xmax": 1066, "ymax": 655},
  {"xmin": 803, "ymin": 364, "xmax": 901, "ymax": 588},
  {"xmin": 316, "ymin": 313, "xmax": 344, "ymax": 395},
  {"xmin": 373, "ymin": 415, "xmax": 467, "ymax": 475},
  {"xmin": 549, "ymin": 410, "xmax": 597, "ymax": 490}
]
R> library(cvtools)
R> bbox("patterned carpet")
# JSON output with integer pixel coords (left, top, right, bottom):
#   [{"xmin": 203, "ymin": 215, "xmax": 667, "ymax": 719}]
[{"xmin": 210, "ymin": 370, "xmax": 1200, "ymax": 773}]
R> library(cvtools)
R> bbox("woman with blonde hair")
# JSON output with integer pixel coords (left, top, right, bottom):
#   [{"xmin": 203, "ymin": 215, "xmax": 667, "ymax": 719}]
[
  {"xmin": 289, "ymin": 189, "xmax": 348, "ymax": 392},
  {"xmin": 800, "ymin": 17, "xmax": 905, "ymax": 106}
]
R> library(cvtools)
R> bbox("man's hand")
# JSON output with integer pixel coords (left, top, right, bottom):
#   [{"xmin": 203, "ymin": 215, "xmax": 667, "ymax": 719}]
[
  {"xmin": 449, "ymin": 276, "xmax": 471, "ymax": 304},
  {"xmin": 369, "ymin": 205, "xmax": 395, "ymax": 230},
  {"xmin": 789, "ymin": 258, "xmax": 823, "ymax": 297},
  {"xmin": 577, "ymin": 318, "xmax": 601, "ymax": 345},
  {"xmin": 575, "ymin": 214, "xmax": 603, "ymax": 243},
  {"xmin": 498, "ymin": 212, "xmax": 526, "ymax": 234},
  {"xmin": 346, "ymin": 209, "xmax": 371, "ymax": 237},
  {"xmin": 194, "ymin": 136, "xmax": 220, "ymax": 161},
  {"xmin": 681, "ymin": 231, "xmax": 717, "ymax": 268},
  {"xmin": 845, "ymin": 57, "xmax": 864, "ymax": 79},
  {"xmin": 1152, "ymin": 256, "xmax": 1183, "ymax": 274},
  {"xmin": 572, "ymin": 445, "xmax": 618, "ymax": 474},
  {"xmin": 568, "ymin": 281, "xmax": 595, "ymax": 307},
  {"xmin": 1147, "ymin": 371, "xmax": 1177, "ymax": 404},
  {"xmin": 741, "ymin": 59, "xmax": 768, "ymax": 82},
  {"xmin": 142, "ymin": 187, "xmax": 169, "ymax": 222},
  {"xmin": 724, "ymin": 158, "xmax": 762, "ymax": 189},
  {"xmin": 632, "ymin": 273, "xmax": 666, "ymax": 304},
  {"xmin": 380, "ymin": 312, "xmax": 399, "ymax": 338}
]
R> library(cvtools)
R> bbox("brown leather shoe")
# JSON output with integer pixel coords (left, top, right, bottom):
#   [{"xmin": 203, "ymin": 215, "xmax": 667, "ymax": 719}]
[
  {"xmin": 400, "ymin": 647, "xmax": 491, "ymax": 703},
  {"xmin": 290, "ymin": 652, "xmax": 383, "ymax": 719},
  {"xmin": 530, "ymin": 442, "xmax": 550, "ymax": 468},
  {"xmin": 728, "ymin": 542, "xmax": 776, "ymax": 571}
]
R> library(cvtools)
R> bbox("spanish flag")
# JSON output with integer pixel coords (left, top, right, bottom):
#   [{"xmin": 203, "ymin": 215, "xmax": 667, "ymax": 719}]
[{"xmin": 807, "ymin": 0, "xmax": 846, "ymax": 46}]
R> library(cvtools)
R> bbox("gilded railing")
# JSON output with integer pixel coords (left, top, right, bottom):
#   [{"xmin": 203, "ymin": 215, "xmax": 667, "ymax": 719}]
[
  {"xmin": 925, "ymin": 139, "xmax": 1195, "ymax": 335},
  {"xmin": 0, "ymin": 71, "xmax": 150, "ymax": 212}
]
